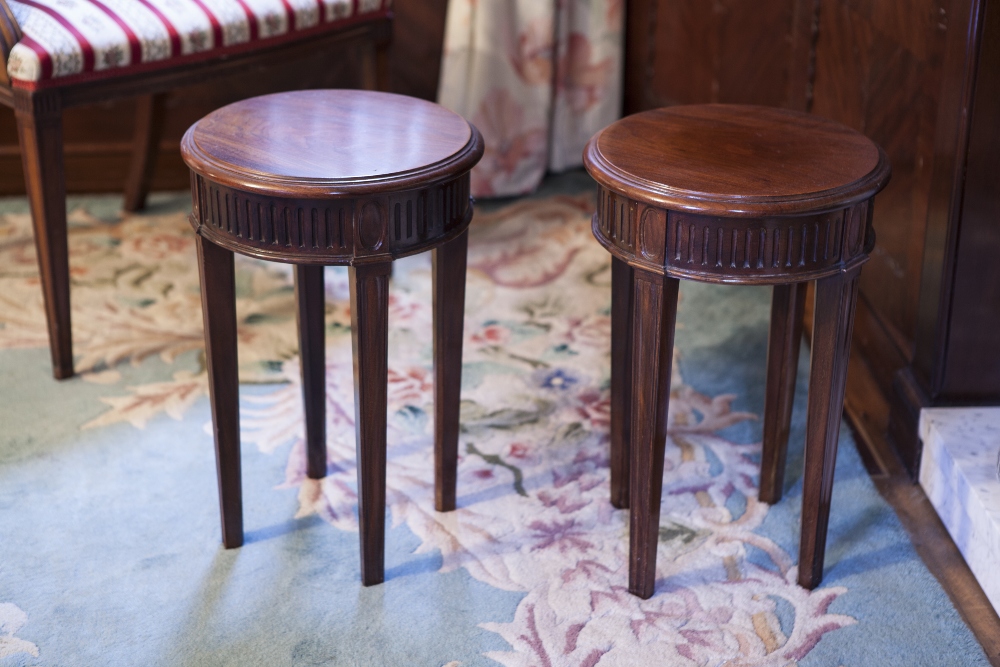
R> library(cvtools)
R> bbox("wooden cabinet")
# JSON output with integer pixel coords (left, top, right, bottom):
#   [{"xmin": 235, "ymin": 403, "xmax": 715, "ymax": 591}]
[{"xmin": 624, "ymin": 0, "xmax": 1000, "ymax": 475}]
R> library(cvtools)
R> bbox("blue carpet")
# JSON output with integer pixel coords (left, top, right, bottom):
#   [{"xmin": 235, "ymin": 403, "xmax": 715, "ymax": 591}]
[{"xmin": 0, "ymin": 181, "xmax": 989, "ymax": 665}]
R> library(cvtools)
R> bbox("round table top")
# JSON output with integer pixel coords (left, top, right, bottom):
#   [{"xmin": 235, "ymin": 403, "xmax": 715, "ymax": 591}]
[
  {"xmin": 181, "ymin": 90, "xmax": 483, "ymax": 197},
  {"xmin": 584, "ymin": 104, "xmax": 890, "ymax": 216}
]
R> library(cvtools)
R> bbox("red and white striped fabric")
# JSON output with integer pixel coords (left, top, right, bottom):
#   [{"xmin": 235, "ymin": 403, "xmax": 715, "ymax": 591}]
[{"xmin": 5, "ymin": 0, "xmax": 390, "ymax": 87}]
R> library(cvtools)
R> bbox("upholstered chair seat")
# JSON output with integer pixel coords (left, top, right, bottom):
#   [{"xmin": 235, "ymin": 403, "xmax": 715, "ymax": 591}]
[{"xmin": 5, "ymin": 0, "xmax": 390, "ymax": 87}]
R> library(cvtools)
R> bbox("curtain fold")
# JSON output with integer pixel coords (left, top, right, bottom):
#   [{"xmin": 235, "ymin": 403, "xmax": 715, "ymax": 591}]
[{"xmin": 438, "ymin": 0, "xmax": 624, "ymax": 198}]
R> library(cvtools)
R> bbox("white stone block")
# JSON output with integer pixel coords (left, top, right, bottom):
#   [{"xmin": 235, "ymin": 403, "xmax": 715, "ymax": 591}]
[{"xmin": 919, "ymin": 407, "xmax": 1000, "ymax": 615}]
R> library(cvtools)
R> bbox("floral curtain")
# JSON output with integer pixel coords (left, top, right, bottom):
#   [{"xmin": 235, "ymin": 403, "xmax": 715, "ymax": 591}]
[{"xmin": 438, "ymin": 0, "xmax": 624, "ymax": 197}]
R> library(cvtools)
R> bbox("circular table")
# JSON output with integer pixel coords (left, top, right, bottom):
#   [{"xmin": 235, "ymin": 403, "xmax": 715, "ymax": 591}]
[
  {"xmin": 583, "ymin": 104, "xmax": 891, "ymax": 599},
  {"xmin": 181, "ymin": 90, "xmax": 484, "ymax": 586}
]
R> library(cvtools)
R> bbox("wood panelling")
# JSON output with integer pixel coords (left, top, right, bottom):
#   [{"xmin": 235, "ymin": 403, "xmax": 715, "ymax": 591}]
[
  {"xmin": 624, "ymin": 0, "xmax": 816, "ymax": 113},
  {"xmin": 811, "ymin": 0, "xmax": 946, "ymax": 391},
  {"xmin": 623, "ymin": 0, "xmax": 1000, "ymax": 475},
  {"xmin": 388, "ymin": 0, "xmax": 449, "ymax": 101},
  {"xmin": 941, "ymin": 0, "xmax": 1000, "ymax": 398},
  {"xmin": 0, "ymin": 0, "xmax": 449, "ymax": 195}
]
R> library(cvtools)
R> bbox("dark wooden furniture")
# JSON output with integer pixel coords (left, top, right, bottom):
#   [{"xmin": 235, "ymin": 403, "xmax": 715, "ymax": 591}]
[
  {"xmin": 0, "ymin": 1, "xmax": 391, "ymax": 381},
  {"xmin": 181, "ymin": 89, "xmax": 483, "ymax": 586},
  {"xmin": 0, "ymin": 0, "xmax": 450, "ymax": 198},
  {"xmin": 622, "ymin": 0, "xmax": 1000, "ymax": 479},
  {"xmin": 584, "ymin": 104, "xmax": 890, "ymax": 599}
]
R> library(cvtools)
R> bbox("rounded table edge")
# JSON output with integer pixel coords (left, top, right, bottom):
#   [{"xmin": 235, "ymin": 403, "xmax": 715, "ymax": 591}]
[
  {"xmin": 583, "ymin": 133, "xmax": 892, "ymax": 218},
  {"xmin": 181, "ymin": 123, "xmax": 485, "ymax": 198}
]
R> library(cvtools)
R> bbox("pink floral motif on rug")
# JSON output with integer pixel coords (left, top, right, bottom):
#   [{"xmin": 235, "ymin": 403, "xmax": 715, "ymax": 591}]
[
  {"xmin": 0, "ymin": 193, "xmax": 855, "ymax": 665},
  {"xmin": 242, "ymin": 194, "xmax": 858, "ymax": 665}
]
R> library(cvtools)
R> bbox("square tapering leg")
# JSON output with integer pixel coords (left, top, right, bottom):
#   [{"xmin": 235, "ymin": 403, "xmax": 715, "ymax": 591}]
[
  {"xmin": 798, "ymin": 270, "xmax": 860, "ymax": 589},
  {"xmin": 295, "ymin": 265, "xmax": 327, "ymax": 480},
  {"xmin": 350, "ymin": 261, "xmax": 392, "ymax": 586},
  {"xmin": 196, "ymin": 236, "xmax": 243, "ymax": 548},
  {"xmin": 16, "ymin": 90, "xmax": 73, "ymax": 380},
  {"xmin": 432, "ymin": 229, "xmax": 468, "ymax": 512},
  {"xmin": 610, "ymin": 256, "xmax": 635, "ymax": 509},
  {"xmin": 759, "ymin": 282, "xmax": 808, "ymax": 504},
  {"xmin": 628, "ymin": 269, "xmax": 680, "ymax": 599}
]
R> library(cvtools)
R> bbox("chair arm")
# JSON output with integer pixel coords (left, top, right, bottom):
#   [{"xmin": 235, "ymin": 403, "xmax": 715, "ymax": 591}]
[{"xmin": 0, "ymin": 0, "xmax": 22, "ymax": 86}]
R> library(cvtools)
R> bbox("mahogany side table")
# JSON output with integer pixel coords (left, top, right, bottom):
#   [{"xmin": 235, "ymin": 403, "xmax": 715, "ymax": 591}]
[
  {"xmin": 180, "ymin": 90, "xmax": 484, "ymax": 586},
  {"xmin": 583, "ymin": 105, "xmax": 891, "ymax": 599}
]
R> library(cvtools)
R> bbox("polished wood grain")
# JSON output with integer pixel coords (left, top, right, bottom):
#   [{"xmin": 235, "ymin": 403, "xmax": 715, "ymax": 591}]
[
  {"xmin": 0, "ymin": 0, "xmax": 450, "ymax": 197},
  {"xmin": 296, "ymin": 264, "xmax": 327, "ymax": 481},
  {"xmin": 182, "ymin": 90, "xmax": 480, "ymax": 197},
  {"xmin": 588, "ymin": 105, "xmax": 887, "ymax": 217},
  {"xmin": 622, "ymin": 0, "xmax": 1000, "ymax": 480},
  {"xmin": 122, "ymin": 93, "xmax": 167, "ymax": 213},
  {"xmin": 350, "ymin": 261, "xmax": 392, "ymax": 586},
  {"xmin": 623, "ymin": 0, "xmax": 816, "ymax": 114},
  {"xmin": 798, "ymin": 268, "xmax": 860, "ymax": 588},
  {"xmin": 628, "ymin": 269, "xmax": 679, "ymax": 600},
  {"xmin": 0, "ymin": 6, "xmax": 391, "ymax": 379},
  {"xmin": 388, "ymin": 0, "xmax": 449, "ymax": 102},
  {"xmin": 197, "ymin": 235, "xmax": 243, "ymax": 549},
  {"xmin": 759, "ymin": 282, "xmax": 807, "ymax": 504},
  {"xmin": 432, "ymin": 229, "xmax": 468, "ymax": 512},
  {"xmin": 609, "ymin": 256, "xmax": 635, "ymax": 509},
  {"xmin": 14, "ymin": 88, "xmax": 72, "ymax": 379},
  {"xmin": 586, "ymin": 104, "xmax": 889, "ymax": 597},
  {"xmin": 891, "ymin": 0, "xmax": 1000, "ymax": 475},
  {"xmin": 184, "ymin": 90, "xmax": 482, "ymax": 585}
]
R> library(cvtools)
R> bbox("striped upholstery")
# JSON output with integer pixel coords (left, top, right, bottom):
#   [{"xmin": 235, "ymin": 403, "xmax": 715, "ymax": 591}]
[{"xmin": 5, "ymin": 0, "xmax": 390, "ymax": 87}]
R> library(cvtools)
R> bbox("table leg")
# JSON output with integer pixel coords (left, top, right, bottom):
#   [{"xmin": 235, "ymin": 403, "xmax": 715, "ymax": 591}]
[
  {"xmin": 760, "ymin": 282, "xmax": 807, "ymax": 504},
  {"xmin": 197, "ymin": 236, "xmax": 243, "ymax": 548},
  {"xmin": 350, "ymin": 261, "xmax": 392, "ymax": 586},
  {"xmin": 798, "ymin": 269, "xmax": 860, "ymax": 589},
  {"xmin": 628, "ymin": 268, "xmax": 680, "ymax": 599},
  {"xmin": 610, "ymin": 256, "xmax": 634, "ymax": 510},
  {"xmin": 432, "ymin": 229, "xmax": 468, "ymax": 512},
  {"xmin": 296, "ymin": 265, "xmax": 327, "ymax": 480}
]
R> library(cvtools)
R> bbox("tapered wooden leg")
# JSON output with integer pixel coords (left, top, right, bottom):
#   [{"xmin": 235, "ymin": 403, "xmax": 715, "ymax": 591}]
[
  {"xmin": 610, "ymin": 256, "xmax": 634, "ymax": 509},
  {"xmin": 123, "ymin": 93, "xmax": 167, "ymax": 213},
  {"xmin": 798, "ymin": 269, "xmax": 861, "ymax": 589},
  {"xmin": 196, "ymin": 236, "xmax": 243, "ymax": 548},
  {"xmin": 759, "ymin": 282, "xmax": 808, "ymax": 504},
  {"xmin": 296, "ymin": 265, "xmax": 327, "ymax": 480},
  {"xmin": 361, "ymin": 39, "xmax": 391, "ymax": 92},
  {"xmin": 350, "ymin": 261, "xmax": 392, "ymax": 586},
  {"xmin": 433, "ymin": 230, "xmax": 468, "ymax": 512},
  {"xmin": 15, "ymin": 90, "xmax": 73, "ymax": 379},
  {"xmin": 629, "ymin": 268, "xmax": 680, "ymax": 599}
]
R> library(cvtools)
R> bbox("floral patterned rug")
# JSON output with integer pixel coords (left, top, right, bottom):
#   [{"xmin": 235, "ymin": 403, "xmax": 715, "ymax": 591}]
[{"xmin": 0, "ymin": 180, "xmax": 989, "ymax": 666}]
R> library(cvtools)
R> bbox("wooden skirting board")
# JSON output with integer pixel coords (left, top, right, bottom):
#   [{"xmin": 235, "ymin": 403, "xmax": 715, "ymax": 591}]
[{"xmin": 804, "ymin": 292, "xmax": 1000, "ymax": 666}]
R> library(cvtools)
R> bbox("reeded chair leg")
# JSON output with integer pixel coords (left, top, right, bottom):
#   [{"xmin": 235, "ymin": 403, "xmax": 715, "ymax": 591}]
[
  {"xmin": 759, "ymin": 282, "xmax": 808, "ymax": 504},
  {"xmin": 798, "ymin": 270, "xmax": 860, "ymax": 589},
  {"xmin": 610, "ymin": 256, "xmax": 634, "ymax": 509},
  {"xmin": 350, "ymin": 261, "xmax": 392, "ymax": 586},
  {"xmin": 432, "ymin": 229, "xmax": 468, "ymax": 512},
  {"xmin": 628, "ymin": 269, "xmax": 680, "ymax": 600},
  {"xmin": 197, "ymin": 236, "xmax": 243, "ymax": 548},
  {"xmin": 296, "ymin": 265, "xmax": 327, "ymax": 480}
]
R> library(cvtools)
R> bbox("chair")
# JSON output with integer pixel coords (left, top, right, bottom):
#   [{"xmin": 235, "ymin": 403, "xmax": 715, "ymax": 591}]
[{"xmin": 0, "ymin": 0, "xmax": 392, "ymax": 380}]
